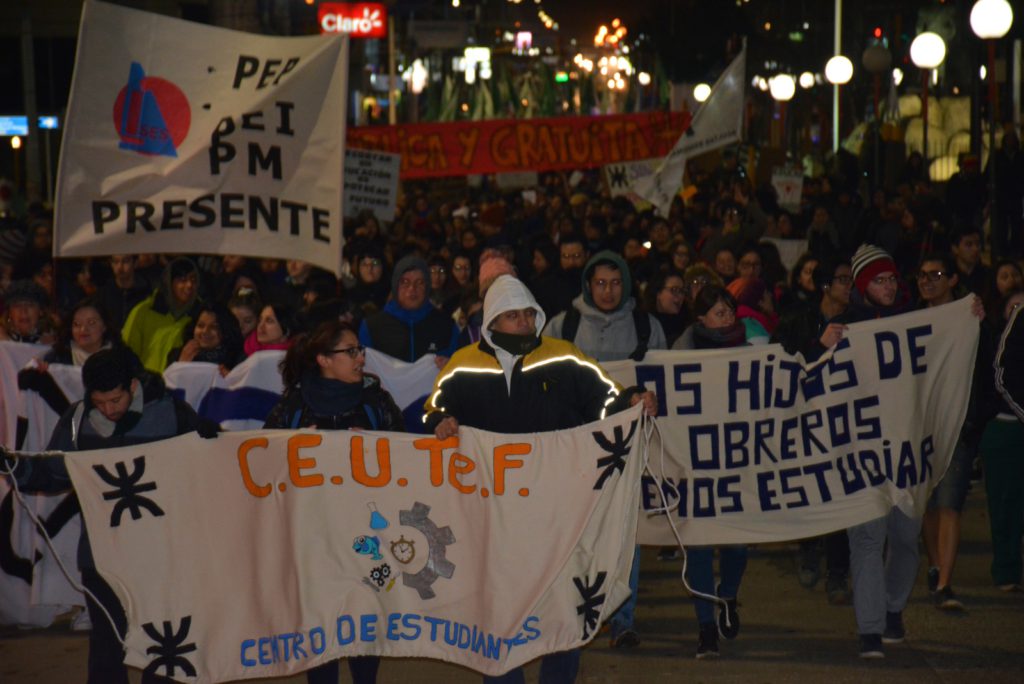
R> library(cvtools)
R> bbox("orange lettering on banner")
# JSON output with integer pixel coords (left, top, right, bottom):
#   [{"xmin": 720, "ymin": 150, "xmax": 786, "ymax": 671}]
[
  {"xmin": 491, "ymin": 127, "xmax": 517, "ymax": 167},
  {"xmin": 351, "ymin": 435, "xmax": 392, "ymax": 487},
  {"xmin": 456, "ymin": 128, "xmax": 480, "ymax": 167},
  {"xmin": 406, "ymin": 133, "xmax": 428, "ymax": 168},
  {"xmin": 550, "ymin": 126, "xmax": 570, "ymax": 161},
  {"xmin": 289, "ymin": 434, "xmax": 324, "ymax": 488},
  {"xmin": 237, "ymin": 437, "xmax": 272, "ymax": 498},
  {"xmin": 412, "ymin": 435, "xmax": 458, "ymax": 487},
  {"xmin": 426, "ymin": 135, "xmax": 447, "ymax": 171},
  {"xmin": 567, "ymin": 129, "xmax": 589, "ymax": 163},
  {"xmin": 589, "ymin": 123, "xmax": 604, "ymax": 164},
  {"xmin": 624, "ymin": 122, "xmax": 650, "ymax": 159},
  {"xmin": 603, "ymin": 120, "xmax": 623, "ymax": 159},
  {"xmin": 493, "ymin": 443, "xmax": 530, "ymax": 496},
  {"xmin": 535, "ymin": 126, "xmax": 559, "ymax": 165},
  {"xmin": 516, "ymin": 124, "xmax": 539, "ymax": 167},
  {"xmin": 448, "ymin": 452, "xmax": 476, "ymax": 494}
]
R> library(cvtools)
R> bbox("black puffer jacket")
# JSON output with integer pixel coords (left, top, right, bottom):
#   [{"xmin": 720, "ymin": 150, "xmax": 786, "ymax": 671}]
[{"xmin": 263, "ymin": 373, "xmax": 405, "ymax": 432}]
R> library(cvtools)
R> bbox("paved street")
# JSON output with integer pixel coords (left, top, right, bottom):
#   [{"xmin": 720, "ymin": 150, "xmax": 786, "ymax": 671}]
[{"xmin": 3, "ymin": 486, "xmax": 1023, "ymax": 683}]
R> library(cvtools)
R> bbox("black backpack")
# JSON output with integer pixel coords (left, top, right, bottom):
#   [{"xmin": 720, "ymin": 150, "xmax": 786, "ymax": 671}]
[{"xmin": 560, "ymin": 305, "xmax": 651, "ymax": 361}]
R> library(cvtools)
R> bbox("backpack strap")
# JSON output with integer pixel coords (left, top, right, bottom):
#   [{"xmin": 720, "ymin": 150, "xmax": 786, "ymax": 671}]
[
  {"xmin": 561, "ymin": 306, "xmax": 582, "ymax": 343},
  {"xmin": 629, "ymin": 309, "xmax": 651, "ymax": 361}
]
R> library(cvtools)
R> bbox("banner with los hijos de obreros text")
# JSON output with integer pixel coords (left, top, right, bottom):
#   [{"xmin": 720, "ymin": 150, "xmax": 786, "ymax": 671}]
[
  {"xmin": 602, "ymin": 296, "xmax": 979, "ymax": 547},
  {"xmin": 63, "ymin": 406, "xmax": 645, "ymax": 681},
  {"xmin": 54, "ymin": 1, "xmax": 350, "ymax": 275}
]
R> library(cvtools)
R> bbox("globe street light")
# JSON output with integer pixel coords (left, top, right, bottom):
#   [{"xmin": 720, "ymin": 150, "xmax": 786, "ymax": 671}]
[
  {"xmin": 910, "ymin": 31, "xmax": 946, "ymax": 169},
  {"xmin": 770, "ymin": 75, "xmax": 796, "ymax": 154},
  {"xmin": 825, "ymin": 56, "xmax": 852, "ymax": 152},
  {"xmin": 693, "ymin": 83, "xmax": 711, "ymax": 103},
  {"xmin": 971, "ymin": 0, "xmax": 1014, "ymax": 259}
]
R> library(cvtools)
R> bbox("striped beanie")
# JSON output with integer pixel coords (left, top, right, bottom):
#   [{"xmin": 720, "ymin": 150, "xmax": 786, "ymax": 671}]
[{"xmin": 851, "ymin": 244, "xmax": 897, "ymax": 294}]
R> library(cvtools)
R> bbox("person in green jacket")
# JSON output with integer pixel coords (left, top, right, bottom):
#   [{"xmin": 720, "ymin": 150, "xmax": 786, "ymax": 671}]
[{"xmin": 122, "ymin": 257, "xmax": 201, "ymax": 373}]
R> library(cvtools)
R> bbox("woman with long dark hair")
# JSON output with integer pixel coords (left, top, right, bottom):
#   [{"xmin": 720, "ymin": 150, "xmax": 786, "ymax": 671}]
[
  {"xmin": 244, "ymin": 302, "xmax": 297, "ymax": 356},
  {"xmin": 263, "ymin": 321, "xmax": 404, "ymax": 684},
  {"xmin": 166, "ymin": 303, "xmax": 245, "ymax": 373}
]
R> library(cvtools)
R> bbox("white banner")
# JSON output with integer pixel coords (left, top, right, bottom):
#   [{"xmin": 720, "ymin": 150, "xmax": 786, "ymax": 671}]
[
  {"xmin": 63, "ymin": 407, "xmax": 644, "ymax": 680},
  {"xmin": 603, "ymin": 297, "xmax": 979, "ymax": 546},
  {"xmin": 633, "ymin": 49, "xmax": 746, "ymax": 215},
  {"xmin": 343, "ymin": 149, "xmax": 400, "ymax": 221},
  {"xmin": 54, "ymin": 1, "xmax": 350, "ymax": 274}
]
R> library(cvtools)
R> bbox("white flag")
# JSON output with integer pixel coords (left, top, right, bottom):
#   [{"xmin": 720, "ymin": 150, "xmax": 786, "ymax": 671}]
[
  {"xmin": 633, "ymin": 49, "xmax": 746, "ymax": 215},
  {"xmin": 54, "ymin": 1, "xmax": 350, "ymax": 274}
]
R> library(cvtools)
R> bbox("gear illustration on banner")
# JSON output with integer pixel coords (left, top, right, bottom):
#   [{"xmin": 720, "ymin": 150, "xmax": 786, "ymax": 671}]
[
  {"xmin": 399, "ymin": 502, "xmax": 455, "ymax": 599},
  {"xmin": 389, "ymin": 535, "xmax": 416, "ymax": 565}
]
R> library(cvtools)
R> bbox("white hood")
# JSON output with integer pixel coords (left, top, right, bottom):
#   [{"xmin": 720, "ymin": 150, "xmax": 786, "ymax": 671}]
[
  {"xmin": 481, "ymin": 275, "xmax": 546, "ymax": 392},
  {"xmin": 481, "ymin": 275, "xmax": 547, "ymax": 349}
]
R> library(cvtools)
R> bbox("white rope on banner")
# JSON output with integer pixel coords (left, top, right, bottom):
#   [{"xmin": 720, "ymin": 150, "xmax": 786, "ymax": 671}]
[
  {"xmin": 0, "ymin": 446, "xmax": 127, "ymax": 647},
  {"xmin": 638, "ymin": 413, "xmax": 731, "ymax": 628}
]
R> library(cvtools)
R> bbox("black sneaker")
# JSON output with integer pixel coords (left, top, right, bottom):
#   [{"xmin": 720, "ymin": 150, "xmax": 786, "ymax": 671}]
[
  {"xmin": 859, "ymin": 633, "xmax": 884, "ymax": 659},
  {"xmin": 657, "ymin": 546, "xmax": 681, "ymax": 562},
  {"xmin": 798, "ymin": 543, "xmax": 821, "ymax": 589},
  {"xmin": 882, "ymin": 611, "xmax": 905, "ymax": 644},
  {"xmin": 716, "ymin": 583, "xmax": 740, "ymax": 640},
  {"xmin": 610, "ymin": 629, "xmax": 641, "ymax": 649},
  {"xmin": 927, "ymin": 567, "xmax": 939, "ymax": 594},
  {"xmin": 825, "ymin": 573, "xmax": 851, "ymax": 605},
  {"xmin": 934, "ymin": 586, "xmax": 964, "ymax": 611},
  {"xmin": 696, "ymin": 622, "xmax": 720, "ymax": 659}
]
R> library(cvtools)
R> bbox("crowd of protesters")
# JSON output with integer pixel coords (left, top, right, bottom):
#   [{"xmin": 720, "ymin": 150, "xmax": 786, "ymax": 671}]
[{"xmin": 1, "ymin": 135, "xmax": 1023, "ymax": 678}]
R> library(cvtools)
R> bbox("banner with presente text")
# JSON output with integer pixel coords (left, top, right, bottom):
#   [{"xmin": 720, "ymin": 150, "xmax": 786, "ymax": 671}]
[
  {"xmin": 346, "ymin": 111, "xmax": 691, "ymax": 179},
  {"xmin": 63, "ymin": 407, "xmax": 644, "ymax": 680},
  {"xmin": 602, "ymin": 297, "xmax": 979, "ymax": 546},
  {"xmin": 54, "ymin": 1, "xmax": 349, "ymax": 274}
]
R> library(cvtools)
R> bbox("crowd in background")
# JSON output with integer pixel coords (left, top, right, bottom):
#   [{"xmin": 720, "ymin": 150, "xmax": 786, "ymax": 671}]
[{"xmin": 1, "ymin": 135, "xmax": 1023, "ymax": 665}]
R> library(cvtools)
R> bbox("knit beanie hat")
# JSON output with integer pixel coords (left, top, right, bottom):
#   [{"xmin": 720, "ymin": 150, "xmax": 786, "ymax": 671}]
[
  {"xmin": 391, "ymin": 255, "xmax": 431, "ymax": 298},
  {"xmin": 477, "ymin": 253, "xmax": 515, "ymax": 295},
  {"xmin": 851, "ymin": 244, "xmax": 898, "ymax": 294},
  {"xmin": 726, "ymin": 277, "xmax": 767, "ymax": 309}
]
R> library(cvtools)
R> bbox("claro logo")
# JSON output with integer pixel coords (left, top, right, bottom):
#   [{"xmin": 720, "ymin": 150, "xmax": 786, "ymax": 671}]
[{"xmin": 318, "ymin": 3, "xmax": 387, "ymax": 39}]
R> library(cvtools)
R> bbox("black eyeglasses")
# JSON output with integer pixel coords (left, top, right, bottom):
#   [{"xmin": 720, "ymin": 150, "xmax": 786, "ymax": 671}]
[
  {"xmin": 916, "ymin": 270, "xmax": 947, "ymax": 282},
  {"xmin": 328, "ymin": 345, "xmax": 365, "ymax": 359}
]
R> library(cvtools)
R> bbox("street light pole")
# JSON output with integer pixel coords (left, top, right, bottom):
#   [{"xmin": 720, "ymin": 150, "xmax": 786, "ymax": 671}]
[
  {"xmin": 971, "ymin": 0, "xmax": 1014, "ymax": 259},
  {"xmin": 910, "ymin": 32, "xmax": 946, "ymax": 180}
]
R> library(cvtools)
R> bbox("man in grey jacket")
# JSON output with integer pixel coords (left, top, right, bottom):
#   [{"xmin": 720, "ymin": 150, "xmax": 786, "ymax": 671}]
[
  {"xmin": 545, "ymin": 251, "xmax": 667, "ymax": 363},
  {"xmin": 544, "ymin": 250, "xmax": 666, "ymax": 648}
]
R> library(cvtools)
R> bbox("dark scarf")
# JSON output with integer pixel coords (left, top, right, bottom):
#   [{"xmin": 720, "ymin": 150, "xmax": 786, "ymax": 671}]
[
  {"xmin": 299, "ymin": 371, "xmax": 364, "ymax": 416},
  {"xmin": 490, "ymin": 331, "xmax": 541, "ymax": 356},
  {"xmin": 692, "ymin": 322, "xmax": 747, "ymax": 349}
]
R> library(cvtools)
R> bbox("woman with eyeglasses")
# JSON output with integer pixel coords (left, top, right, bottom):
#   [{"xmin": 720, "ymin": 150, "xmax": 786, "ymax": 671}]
[
  {"xmin": 643, "ymin": 270, "xmax": 688, "ymax": 347},
  {"xmin": 772, "ymin": 255, "xmax": 858, "ymax": 606},
  {"xmin": 263, "ymin": 321, "xmax": 404, "ymax": 684}
]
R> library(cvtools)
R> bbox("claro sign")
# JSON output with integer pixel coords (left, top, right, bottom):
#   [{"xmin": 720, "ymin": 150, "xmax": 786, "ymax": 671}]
[{"xmin": 318, "ymin": 3, "xmax": 387, "ymax": 38}]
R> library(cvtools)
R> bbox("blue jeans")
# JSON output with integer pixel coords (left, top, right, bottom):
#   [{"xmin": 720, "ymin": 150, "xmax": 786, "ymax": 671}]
[
  {"xmin": 482, "ymin": 649, "xmax": 580, "ymax": 684},
  {"xmin": 609, "ymin": 545, "xmax": 641, "ymax": 637},
  {"xmin": 685, "ymin": 545, "xmax": 748, "ymax": 625}
]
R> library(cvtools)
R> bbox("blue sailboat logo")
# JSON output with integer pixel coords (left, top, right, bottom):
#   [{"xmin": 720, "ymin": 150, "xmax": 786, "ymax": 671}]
[{"xmin": 118, "ymin": 62, "xmax": 178, "ymax": 157}]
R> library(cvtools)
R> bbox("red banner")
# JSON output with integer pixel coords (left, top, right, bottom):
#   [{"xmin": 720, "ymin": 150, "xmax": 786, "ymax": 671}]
[{"xmin": 346, "ymin": 111, "xmax": 692, "ymax": 179}]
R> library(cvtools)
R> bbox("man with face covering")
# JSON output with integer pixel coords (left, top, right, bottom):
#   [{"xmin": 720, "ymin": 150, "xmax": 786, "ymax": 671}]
[
  {"xmin": 544, "ymin": 251, "xmax": 667, "ymax": 363},
  {"xmin": 424, "ymin": 274, "xmax": 656, "ymax": 683}
]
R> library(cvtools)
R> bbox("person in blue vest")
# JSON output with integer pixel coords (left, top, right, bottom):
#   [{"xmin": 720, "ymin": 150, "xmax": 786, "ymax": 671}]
[
  {"xmin": 358, "ymin": 255, "xmax": 459, "ymax": 368},
  {"xmin": 263, "ymin": 320, "xmax": 404, "ymax": 684}
]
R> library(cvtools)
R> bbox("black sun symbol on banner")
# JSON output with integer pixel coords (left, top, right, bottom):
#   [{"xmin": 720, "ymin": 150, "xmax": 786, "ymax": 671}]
[
  {"xmin": 93, "ymin": 456, "xmax": 165, "ymax": 527},
  {"xmin": 573, "ymin": 571, "xmax": 607, "ymax": 640},
  {"xmin": 591, "ymin": 419, "xmax": 638, "ymax": 490},
  {"xmin": 142, "ymin": 616, "xmax": 197, "ymax": 678}
]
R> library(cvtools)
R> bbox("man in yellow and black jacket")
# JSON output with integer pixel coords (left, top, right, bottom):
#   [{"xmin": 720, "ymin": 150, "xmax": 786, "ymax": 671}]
[{"xmin": 423, "ymin": 274, "xmax": 656, "ymax": 684}]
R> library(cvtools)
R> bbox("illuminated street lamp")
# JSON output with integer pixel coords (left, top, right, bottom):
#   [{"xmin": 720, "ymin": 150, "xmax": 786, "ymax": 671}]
[
  {"xmin": 970, "ymin": 0, "xmax": 1014, "ymax": 258},
  {"xmin": 909, "ymin": 32, "xmax": 946, "ymax": 167},
  {"xmin": 770, "ymin": 75, "xmax": 795, "ymax": 153},
  {"xmin": 693, "ymin": 83, "xmax": 711, "ymax": 103},
  {"xmin": 825, "ymin": 56, "xmax": 852, "ymax": 151}
]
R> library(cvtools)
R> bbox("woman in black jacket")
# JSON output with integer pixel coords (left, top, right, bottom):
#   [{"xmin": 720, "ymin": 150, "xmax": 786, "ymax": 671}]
[{"xmin": 263, "ymin": 320, "xmax": 404, "ymax": 684}]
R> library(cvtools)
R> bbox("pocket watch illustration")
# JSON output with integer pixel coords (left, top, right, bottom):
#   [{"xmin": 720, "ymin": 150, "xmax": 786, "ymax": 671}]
[{"xmin": 389, "ymin": 535, "xmax": 416, "ymax": 564}]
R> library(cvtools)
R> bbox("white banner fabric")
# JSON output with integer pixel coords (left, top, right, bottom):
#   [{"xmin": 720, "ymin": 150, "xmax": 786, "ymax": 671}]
[
  {"xmin": 54, "ymin": 1, "xmax": 350, "ymax": 274},
  {"xmin": 633, "ymin": 49, "xmax": 746, "ymax": 215},
  {"xmin": 602, "ymin": 297, "xmax": 979, "ymax": 546},
  {"xmin": 63, "ymin": 407, "xmax": 645, "ymax": 680},
  {"xmin": 0, "ymin": 341, "xmax": 47, "ymax": 449}
]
